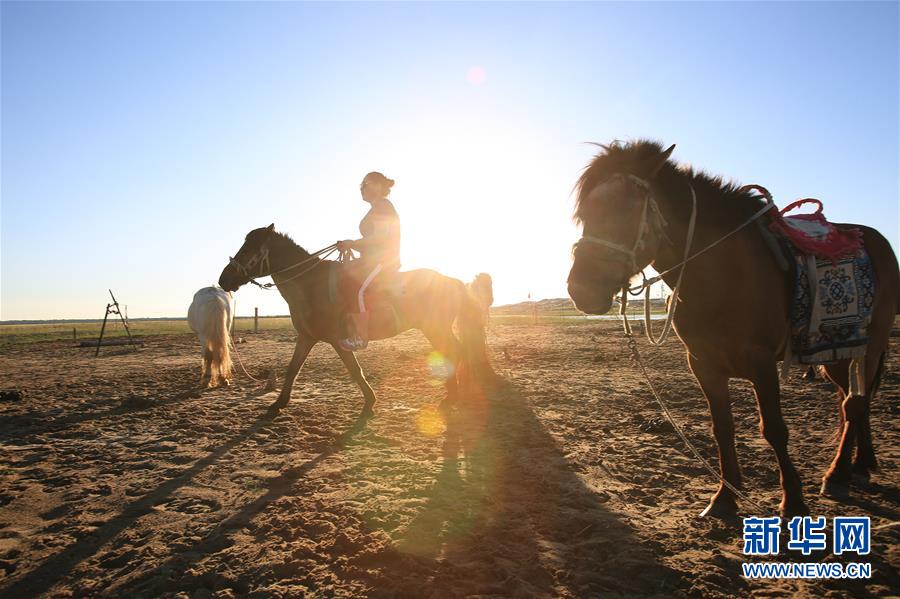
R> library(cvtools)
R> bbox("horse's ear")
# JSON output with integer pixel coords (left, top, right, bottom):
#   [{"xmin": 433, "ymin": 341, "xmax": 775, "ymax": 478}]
[
  {"xmin": 650, "ymin": 144, "xmax": 676, "ymax": 178},
  {"xmin": 266, "ymin": 223, "xmax": 274, "ymax": 233}
]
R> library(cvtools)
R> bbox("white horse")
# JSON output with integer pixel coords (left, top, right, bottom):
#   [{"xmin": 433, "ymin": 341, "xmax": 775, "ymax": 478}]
[{"xmin": 187, "ymin": 286, "xmax": 234, "ymax": 388}]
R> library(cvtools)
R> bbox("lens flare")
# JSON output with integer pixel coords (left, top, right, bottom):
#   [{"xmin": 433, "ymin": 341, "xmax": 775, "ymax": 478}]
[
  {"xmin": 466, "ymin": 66, "xmax": 487, "ymax": 85},
  {"xmin": 427, "ymin": 351, "xmax": 455, "ymax": 379},
  {"xmin": 416, "ymin": 406, "xmax": 445, "ymax": 437}
]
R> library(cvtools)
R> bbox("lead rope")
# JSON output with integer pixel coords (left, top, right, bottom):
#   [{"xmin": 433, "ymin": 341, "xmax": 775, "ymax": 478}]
[
  {"xmin": 642, "ymin": 184, "xmax": 697, "ymax": 346},
  {"xmin": 621, "ymin": 183, "xmax": 768, "ymax": 509},
  {"xmin": 628, "ymin": 190, "xmax": 775, "ymax": 295},
  {"xmin": 230, "ymin": 337, "xmax": 266, "ymax": 383},
  {"xmin": 619, "ymin": 293, "xmax": 767, "ymax": 511}
]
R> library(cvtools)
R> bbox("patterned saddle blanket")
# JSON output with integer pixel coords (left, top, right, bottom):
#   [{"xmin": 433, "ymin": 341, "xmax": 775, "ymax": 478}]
[{"xmin": 789, "ymin": 249, "xmax": 876, "ymax": 364}]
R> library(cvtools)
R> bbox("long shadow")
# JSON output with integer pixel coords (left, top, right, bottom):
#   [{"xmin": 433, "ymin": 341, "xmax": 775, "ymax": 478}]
[
  {"xmin": 0, "ymin": 367, "xmax": 276, "ymax": 435},
  {"xmin": 120, "ymin": 424, "xmax": 364, "ymax": 596},
  {"xmin": 6, "ymin": 374, "xmax": 677, "ymax": 597},
  {"xmin": 0, "ymin": 412, "xmax": 349, "ymax": 598},
  {"xmin": 0, "ymin": 378, "xmax": 202, "ymax": 434},
  {"xmin": 391, "ymin": 375, "xmax": 681, "ymax": 596},
  {"xmin": 123, "ymin": 376, "xmax": 680, "ymax": 596}
]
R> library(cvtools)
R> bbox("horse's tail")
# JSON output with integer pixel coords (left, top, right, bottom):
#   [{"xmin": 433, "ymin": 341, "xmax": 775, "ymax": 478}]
[
  {"xmin": 207, "ymin": 296, "xmax": 233, "ymax": 385},
  {"xmin": 457, "ymin": 278, "xmax": 493, "ymax": 380}
]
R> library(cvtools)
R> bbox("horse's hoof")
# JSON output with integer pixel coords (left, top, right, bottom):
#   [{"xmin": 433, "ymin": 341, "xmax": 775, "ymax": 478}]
[
  {"xmin": 699, "ymin": 501, "xmax": 738, "ymax": 519},
  {"xmin": 851, "ymin": 469, "xmax": 871, "ymax": 487},
  {"xmin": 780, "ymin": 502, "xmax": 810, "ymax": 519},
  {"xmin": 265, "ymin": 403, "xmax": 284, "ymax": 418},
  {"xmin": 820, "ymin": 479, "xmax": 850, "ymax": 500}
]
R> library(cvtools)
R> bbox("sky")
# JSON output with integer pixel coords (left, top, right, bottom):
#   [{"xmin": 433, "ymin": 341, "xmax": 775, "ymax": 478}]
[{"xmin": 2, "ymin": 1, "xmax": 898, "ymax": 320}]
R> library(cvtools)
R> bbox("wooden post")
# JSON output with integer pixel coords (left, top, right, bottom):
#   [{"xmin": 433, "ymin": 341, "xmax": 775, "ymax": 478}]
[
  {"xmin": 96, "ymin": 290, "xmax": 137, "ymax": 356},
  {"xmin": 72, "ymin": 328, "xmax": 77, "ymax": 342},
  {"xmin": 254, "ymin": 307, "xmax": 259, "ymax": 333},
  {"xmin": 109, "ymin": 290, "xmax": 137, "ymax": 352},
  {"xmin": 96, "ymin": 306, "xmax": 111, "ymax": 357}
]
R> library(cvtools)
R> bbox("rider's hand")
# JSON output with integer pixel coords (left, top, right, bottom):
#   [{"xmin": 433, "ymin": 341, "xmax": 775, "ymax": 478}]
[{"xmin": 337, "ymin": 240, "xmax": 354, "ymax": 252}]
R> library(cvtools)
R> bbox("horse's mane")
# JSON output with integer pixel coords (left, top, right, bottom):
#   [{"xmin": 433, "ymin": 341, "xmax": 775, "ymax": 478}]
[
  {"xmin": 269, "ymin": 231, "xmax": 312, "ymax": 258},
  {"xmin": 574, "ymin": 140, "xmax": 766, "ymax": 228}
]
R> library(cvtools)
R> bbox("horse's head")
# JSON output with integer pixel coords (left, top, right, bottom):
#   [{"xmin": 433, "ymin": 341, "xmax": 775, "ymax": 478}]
[
  {"xmin": 567, "ymin": 142, "xmax": 675, "ymax": 314},
  {"xmin": 218, "ymin": 224, "xmax": 275, "ymax": 292}
]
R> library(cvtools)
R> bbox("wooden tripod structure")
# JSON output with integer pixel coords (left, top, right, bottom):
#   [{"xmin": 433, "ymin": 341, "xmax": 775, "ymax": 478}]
[{"xmin": 96, "ymin": 289, "xmax": 137, "ymax": 356}]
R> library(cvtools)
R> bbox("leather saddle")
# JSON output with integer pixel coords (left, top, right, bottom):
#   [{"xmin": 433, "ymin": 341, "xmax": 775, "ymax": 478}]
[{"xmin": 329, "ymin": 263, "xmax": 406, "ymax": 338}]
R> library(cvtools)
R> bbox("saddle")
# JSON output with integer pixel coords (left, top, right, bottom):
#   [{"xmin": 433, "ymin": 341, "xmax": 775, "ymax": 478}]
[
  {"xmin": 768, "ymin": 199, "xmax": 875, "ymax": 366},
  {"xmin": 328, "ymin": 262, "xmax": 406, "ymax": 338}
]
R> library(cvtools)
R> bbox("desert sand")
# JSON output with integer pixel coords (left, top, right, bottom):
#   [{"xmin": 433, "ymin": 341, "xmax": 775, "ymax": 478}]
[{"xmin": 0, "ymin": 321, "xmax": 897, "ymax": 597}]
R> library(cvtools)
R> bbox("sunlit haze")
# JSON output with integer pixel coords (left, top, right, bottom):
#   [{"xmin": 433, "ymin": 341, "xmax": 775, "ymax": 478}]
[{"xmin": 2, "ymin": 2, "xmax": 897, "ymax": 319}]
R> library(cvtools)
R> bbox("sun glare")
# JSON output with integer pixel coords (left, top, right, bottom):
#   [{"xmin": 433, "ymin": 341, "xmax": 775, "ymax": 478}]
[
  {"xmin": 415, "ymin": 406, "xmax": 445, "ymax": 438},
  {"xmin": 466, "ymin": 66, "xmax": 487, "ymax": 85}
]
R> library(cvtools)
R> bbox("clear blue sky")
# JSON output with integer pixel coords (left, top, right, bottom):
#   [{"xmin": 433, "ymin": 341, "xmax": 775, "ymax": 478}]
[{"xmin": 2, "ymin": 1, "xmax": 897, "ymax": 320}]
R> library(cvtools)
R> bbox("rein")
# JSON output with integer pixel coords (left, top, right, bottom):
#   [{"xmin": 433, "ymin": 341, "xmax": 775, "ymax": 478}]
[
  {"xmin": 579, "ymin": 175, "xmax": 781, "ymax": 512},
  {"xmin": 578, "ymin": 180, "xmax": 776, "ymax": 343},
  {"xmin": 232, "ymin": 243, "xmax": 339, "ymax": 291},
  {"xmin": 618, "ymin": 312, "xmax": 766, "ymax": 512},
  {"xmin": 629, "ymin": 189, "xmax": 776, "ymax": 295}
]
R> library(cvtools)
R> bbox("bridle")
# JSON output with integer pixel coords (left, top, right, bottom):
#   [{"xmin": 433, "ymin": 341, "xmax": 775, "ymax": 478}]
[
  {"xmin": 229, "ymin": 246, "xmax": 271, "ymax": 280},
  {"xmin": 575, "ymin": 172, "xmax": 698, "ymax": 346},
  {"xmin": 576, "ymin": 173, "xmax": 680, "ymax": 277},
  {"xmin": 573, "ymin": 173, "xmax": 775, "ymax": 511},
  {"xmin": 574, "ymin": 173, "xmax": 777, "ymax": 346},
  {"xmin": 228, "ymin": 242, "xmax": 340, "ymax": 290}
]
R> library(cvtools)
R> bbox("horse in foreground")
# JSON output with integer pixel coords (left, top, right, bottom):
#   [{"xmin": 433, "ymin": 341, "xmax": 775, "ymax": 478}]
[
  {"xmin": 218, "ymin": 225, "xmax": 489, "ymax": 420},
  {"xmin": 568, "ymin": 140, "xmax": 898, "ymax": 518},
  {"xmin": 187, "ymin": 286, "xmax": 234, "ymax": 388}
]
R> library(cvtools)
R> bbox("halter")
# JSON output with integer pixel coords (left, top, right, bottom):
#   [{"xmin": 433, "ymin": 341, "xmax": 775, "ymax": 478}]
[
  {"xmin": 229, "ymin": 246, "xmax": 270, "ymax": 280},
  {"xmin": 576, "ymin": 175, "xmax": 776, "ymax": 347},
  {"xmin": 576, "ymin": 173, "xmax": 698, "ymax": 346},
  {"xmin": 576, "ymin": 173, "xmax": 673, "ymax": 275},
  {"xmin": 229, "ymin": 243, "xmax": 339, "ymax": 290}
]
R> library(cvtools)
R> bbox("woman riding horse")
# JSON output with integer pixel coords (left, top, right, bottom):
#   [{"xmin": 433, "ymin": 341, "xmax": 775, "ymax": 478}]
[{"xmin": 337, "ymin": 171, "xmax": 401, "ymax": 351}]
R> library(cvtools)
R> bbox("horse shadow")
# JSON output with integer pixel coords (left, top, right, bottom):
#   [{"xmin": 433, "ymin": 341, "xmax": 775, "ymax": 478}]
[
  {"xmin": 3, "ymin": 373, "xmax": 678, "ymax": 597},
  {"xmin": 0, "ymin": 410, "xmax": 363, "ymax": 598},
  {"xmin": 390, "ymin": 375, "xmax": 680, "ymax": 596}
]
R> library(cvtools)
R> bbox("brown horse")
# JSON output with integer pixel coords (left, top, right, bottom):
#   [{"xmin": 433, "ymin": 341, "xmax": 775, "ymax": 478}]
[
  {"xmin": 218, "ymin": 225, "xmax": 490, "ymax": 420},
  {"xmin": 567, "ymin": 141, "xmax": 898, "ymax": 518}
]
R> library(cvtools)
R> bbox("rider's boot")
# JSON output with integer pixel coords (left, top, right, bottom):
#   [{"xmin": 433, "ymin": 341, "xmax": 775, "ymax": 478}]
[{"xmin": 339, "ymin": 311, "xmax": 370, "ymax": 351}]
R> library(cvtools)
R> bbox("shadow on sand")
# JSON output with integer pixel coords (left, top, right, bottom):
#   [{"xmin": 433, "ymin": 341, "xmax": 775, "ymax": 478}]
[
  {"xmin": 387, "ymin": 375, "xmax": 680, "ymax": 596},
  {"xmin": 3, "ymin": 374, "xmax": 679, "ymax": 597},
  {"xmin": 0, "ymin": 409, "xmax": 363, "ymax": 598}
]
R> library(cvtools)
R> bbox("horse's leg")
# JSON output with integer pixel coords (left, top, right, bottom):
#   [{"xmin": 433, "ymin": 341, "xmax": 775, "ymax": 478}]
[
  {"xmin": 331, "ymin": 344, "xmax": 378, "ymax": 421},
  {"xmin": 267, "ymin": 335, "xmax": 316, "ymax": 416},
  {"xmin": 822, "ymin": 355, "xmax": 882, "ymax": 498},
  {"xmin": 200, "ymin": 339, "xmax": 213, "ymax": 388},
  {"xmin": 422, "ymin": 327, "xmax": 461, "ymax": 412},
  {"xmin": 750, "ymin": 363, "xmax": 808, "ymax": 518},
  {"xmin": 852, "ymin": 352, "xmax": 884, "ymax": 481},
  {"xmin": 209, "ymin": 351, "xmax": 221, "ymax": 388},
  {"xmin": 690, "ymin": 355, "xmax": 742, "ymax": 518}
]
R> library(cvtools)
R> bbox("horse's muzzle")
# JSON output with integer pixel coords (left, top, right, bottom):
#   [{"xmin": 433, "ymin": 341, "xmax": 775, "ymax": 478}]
[
  {"xmin": 568, "ymin": 281, "xmax": 614, "ymax": 315},
  {"xmin": 218, "ymin": 266, "xmax": 242, "ymax": 293}
]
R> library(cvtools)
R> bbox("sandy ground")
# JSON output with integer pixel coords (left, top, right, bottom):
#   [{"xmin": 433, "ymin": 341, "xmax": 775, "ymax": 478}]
[{"xmin": 0, "ymin": 322, "xmax": 897, "ymax": 598}]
